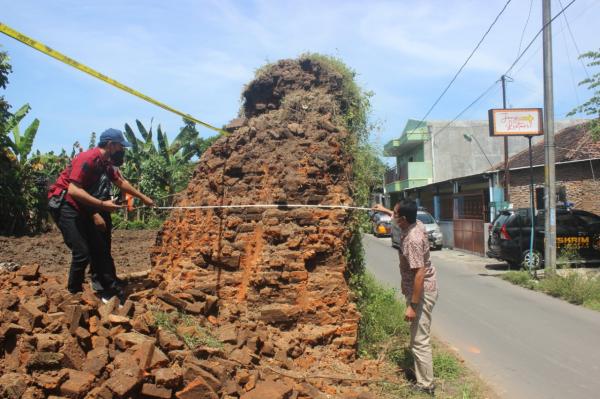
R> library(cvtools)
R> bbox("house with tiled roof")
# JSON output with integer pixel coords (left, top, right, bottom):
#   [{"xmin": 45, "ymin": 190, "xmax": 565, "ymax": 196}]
[
  {"xmin": 395, "ymin": 120, "xmax": 598, "ymax": 256},
  {"xmin": 497, "ymin": 121, "xmax": 600, "ymax": 215}
]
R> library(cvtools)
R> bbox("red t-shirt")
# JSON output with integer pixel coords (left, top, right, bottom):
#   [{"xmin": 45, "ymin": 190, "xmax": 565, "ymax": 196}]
[{"xmin": 48, "ymin": 147, "xmax": 120, "ymax": 212}]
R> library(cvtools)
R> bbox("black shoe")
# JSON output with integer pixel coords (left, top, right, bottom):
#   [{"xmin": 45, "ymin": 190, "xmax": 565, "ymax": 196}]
[{"xmin": 413, "ymin": 384, "xmax": 435, "ymax": 396}]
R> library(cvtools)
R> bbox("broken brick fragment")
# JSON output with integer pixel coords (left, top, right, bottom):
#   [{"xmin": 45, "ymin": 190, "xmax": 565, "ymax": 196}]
[
  {"xmin": 104, "ymin": 367, "xmax": 142, "ymax": 397},
  {"xmin": 175, "ymin": 376, "xmax": 218, "ymax": 399},
  {"xmin": 141, "ymin": 383, "xmax": 172, "ymax": 399},
  {"xmin": 59, "ymin": 370, "xmax": 95, "ymax": 399}
]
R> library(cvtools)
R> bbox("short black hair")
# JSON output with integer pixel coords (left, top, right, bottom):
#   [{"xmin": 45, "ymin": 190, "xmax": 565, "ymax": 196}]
[
  {"xmin": 98, "ymin": 140, "xmax": 109, "ymax": 148},
  {"xmin": 395, "ymin": 200, "xmax": 418, "ymax": 224}
]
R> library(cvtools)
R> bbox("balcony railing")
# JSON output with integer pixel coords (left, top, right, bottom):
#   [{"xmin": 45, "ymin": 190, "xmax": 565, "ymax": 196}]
[{"xmin": 384, "ymin": 164, "xmax": 408, "ymax": 185}]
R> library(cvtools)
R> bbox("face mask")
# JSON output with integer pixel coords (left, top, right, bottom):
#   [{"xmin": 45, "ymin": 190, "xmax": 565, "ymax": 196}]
[{"xmin": 110, "ymin": 150, "xmax": 125, "ymax": 167}]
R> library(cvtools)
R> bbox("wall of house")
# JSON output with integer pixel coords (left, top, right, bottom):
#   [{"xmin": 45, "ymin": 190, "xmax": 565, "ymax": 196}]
[
  {"xmin": 508, "ymin": 160, "xmax": 600, "ymax": 215},
  {"xmin": 396, "ymin": 144, "xmax": 425, "ymax": 165},
  {"xmin": 425, "ymin": 119, "xmax": 586, "ymax": 184}
]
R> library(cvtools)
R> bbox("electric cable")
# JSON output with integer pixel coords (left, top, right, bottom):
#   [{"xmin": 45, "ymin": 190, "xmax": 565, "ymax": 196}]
[
  {"xmin": 432, "ymin": 80, "xmax": 500, "ymax": 138},
  {"xmin": 503, "ymin": 0, "xmax": 577, "ymax": 77},
  {"xmin": 411, "ymin": 0, "xmax": 513, "ymax": 132},
  {"xmin": 560, "ymin": 15, "xmax": 582, "ymax": 111},
  {"xmin": 516, "ymin": 0, "xmax": 534, "ymax": 58},
  {"xmin": 557, "ymin": 0, "xmax": 591, "ymax": 79},
  {"xmin": 432, "ymin": 0, "xmax": 578, "ymax": 139}
]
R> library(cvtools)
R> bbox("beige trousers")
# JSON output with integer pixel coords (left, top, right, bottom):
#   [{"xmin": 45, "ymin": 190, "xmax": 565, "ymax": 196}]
[{"xmin": 408, "ymin": 290, "xmax": 438, "ymax": 389}]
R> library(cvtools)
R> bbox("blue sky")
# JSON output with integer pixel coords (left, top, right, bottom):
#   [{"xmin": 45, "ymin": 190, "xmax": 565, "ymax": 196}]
[{"xmin": 1, "ymin": 0, "xmax": 598, "ymax": 163}]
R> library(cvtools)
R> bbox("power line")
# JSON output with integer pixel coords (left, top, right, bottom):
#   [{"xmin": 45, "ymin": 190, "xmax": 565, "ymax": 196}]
[
  {"xmin": 504, "ymin": 0, "xmax": 577, "ymax": 76},
  {"xmin": 512, "ymin": 0, "xmax": 595, "ymax": 85},
  {"xmin": 433, "ymin": 81, "xmax": 500, "ymax": 138},
  {"xmin": 433, "ymin": 0, "xmax": 579, "ymax": 139},
  {"xmin": 560, "ymin": 14, "xmax": 581, "ymax": 111},
  {"xmin": 411, "ymin": 0, "xmax": 512, "ymax": 132},
  {"xmin": 516, "ymin": 0, "xmax": 534, "ymax": 57},
  {"xmin": 558, "ymin": 0, "xmax": 590, "ymax": 79}
]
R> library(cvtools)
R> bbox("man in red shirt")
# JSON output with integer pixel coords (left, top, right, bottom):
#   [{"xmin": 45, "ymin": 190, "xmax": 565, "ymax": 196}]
[{"xmin": 48, "ymin": 128, "xmax": 154, "ymax": 300}]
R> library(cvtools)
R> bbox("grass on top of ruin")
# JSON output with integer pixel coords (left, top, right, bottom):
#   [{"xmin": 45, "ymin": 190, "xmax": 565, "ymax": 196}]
[{"xmin": 352, "ymin": 272, "xmax": 493, "ymax": 399}]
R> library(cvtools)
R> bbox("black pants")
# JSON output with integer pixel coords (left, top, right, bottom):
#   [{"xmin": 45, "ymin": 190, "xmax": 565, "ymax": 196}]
[{"xmin": 52, "ymin": 203, "xmax": 119, "ymax": 295}]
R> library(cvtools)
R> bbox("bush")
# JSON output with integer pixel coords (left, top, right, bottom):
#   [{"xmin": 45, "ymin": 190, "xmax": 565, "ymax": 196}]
[
  {"xmin": 351, "ymin": 272, "xmax": 407, "ymax": 357},
  {"xmin": 433, "ymin": 351, "xmax": 462, "ymax": 381},
  {"xmin": 111, "ymin": 211, "xmax": 164, "ymax": 230},
  {"xmin": 501, "ymin": 270, "xmax": 600, "ymax": 311},
  {"xmin": 500, "ymin": 271, "xmax": 537, "ymax": 289},
  {"xmin": 538, "ymin": 273, "xmax": 600, "ymax": 306}
]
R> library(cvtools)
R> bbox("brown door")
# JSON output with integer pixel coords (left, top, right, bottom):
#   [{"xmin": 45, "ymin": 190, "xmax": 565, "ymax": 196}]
[{"xmin": 453, "ymin": 193, "xmax": 486, "ymax": 255}]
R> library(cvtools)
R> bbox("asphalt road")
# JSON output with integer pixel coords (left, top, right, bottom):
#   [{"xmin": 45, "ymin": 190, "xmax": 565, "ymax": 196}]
[{"xmin": 363, "ymin": 234, "xmax": 600, "ymax": 399}]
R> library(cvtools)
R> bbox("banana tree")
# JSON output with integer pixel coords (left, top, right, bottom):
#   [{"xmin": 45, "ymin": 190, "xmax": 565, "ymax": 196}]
[{"xmin": 4, "ymin": 104, "xmax": 40, "ymax": 164}]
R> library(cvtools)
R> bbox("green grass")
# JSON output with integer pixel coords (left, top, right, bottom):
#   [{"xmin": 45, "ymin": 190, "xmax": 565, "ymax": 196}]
[
  {"xmin": 153, "ymin": 310, "xmax": 176, "ymax": 332},
  {"xmin": 351, "ymin": 272, "xmax": 407, "ymax": 357},
  {"xmin": 500, "ymin": 270, "xmax": 600, "ymax": 310},
  {"xmin": 501, "ymin": 271, "xmax": 538, "ymax": 289},
  {"xmin": 111, "ymin": 212, "xmax": 164, "ymax": 230},
  {"xmin": 151, "ymin": 309, "xmax": 222, "ymax": 349},
  {"xmin": 433, "ymin": 351, "xmax": 463, "ymax": 381}
]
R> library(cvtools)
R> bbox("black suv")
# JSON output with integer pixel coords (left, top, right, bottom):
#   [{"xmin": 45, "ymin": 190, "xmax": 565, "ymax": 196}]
[{"xmin": 487, "ymin": 208, "xmax": 600, "ymax": 269}]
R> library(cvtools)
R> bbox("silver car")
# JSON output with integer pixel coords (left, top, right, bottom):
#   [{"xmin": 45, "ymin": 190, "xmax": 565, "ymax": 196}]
[{"xmin": 391, "ymin": 210, "xmax": 443, "ymax": 250}]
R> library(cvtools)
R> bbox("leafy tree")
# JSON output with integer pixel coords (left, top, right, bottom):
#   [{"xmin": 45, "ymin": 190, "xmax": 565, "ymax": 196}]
[
  {"xmin": 122, "ymin": 119, "xmax": 217, "ymax": 215},
  {"xmin": 0, "ymin": 48, "xmax": 12, "ymax": 129},
  {"xmin": 4, "ymin": 104, "xmax": 40, "ymax": 164},
  {"xmin": 353, "ymin": 142, "xmax": 386, "ymax": 206},
  {"xmin": 568, "ymin": 49, "xmax": 600, "ymax": 140},
  {"xmin": 88, "ymin": 131, "xmax": 96, "ymax": 149}
]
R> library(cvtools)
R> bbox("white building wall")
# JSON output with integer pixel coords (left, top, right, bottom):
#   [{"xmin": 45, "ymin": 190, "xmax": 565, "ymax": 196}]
[{"xmin": 424, "ymin": 119, "xmax": 586, "ymax": 184}]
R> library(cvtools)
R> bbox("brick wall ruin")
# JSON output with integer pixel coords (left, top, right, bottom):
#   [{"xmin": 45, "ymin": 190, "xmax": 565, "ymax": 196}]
[{"xmin": 150, "ymin": 58, "xmax": 361, "ymax": 361}]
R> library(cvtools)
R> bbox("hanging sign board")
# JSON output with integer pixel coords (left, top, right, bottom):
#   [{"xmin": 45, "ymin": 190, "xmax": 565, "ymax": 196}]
[{"xmin": 488, "ymin": 108, "xmax": 543, "ymax": 137}]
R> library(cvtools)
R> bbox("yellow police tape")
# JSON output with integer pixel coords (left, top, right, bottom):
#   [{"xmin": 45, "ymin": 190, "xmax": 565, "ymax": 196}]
[{"xmin": 0, "ymin": 22, "xmax": 226, "ymax": 135}]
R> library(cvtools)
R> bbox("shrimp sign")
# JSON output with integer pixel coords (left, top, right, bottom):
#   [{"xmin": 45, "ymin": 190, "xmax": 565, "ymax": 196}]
[{"xmin": 488, "ymin": 108, "xmax": 544, "ymax": 137}]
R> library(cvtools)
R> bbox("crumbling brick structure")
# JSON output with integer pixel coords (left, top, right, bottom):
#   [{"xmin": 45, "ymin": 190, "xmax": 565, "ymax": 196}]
[{"xmin": 150, "ymin": 58, "xmax": 361, "ymax": 361}]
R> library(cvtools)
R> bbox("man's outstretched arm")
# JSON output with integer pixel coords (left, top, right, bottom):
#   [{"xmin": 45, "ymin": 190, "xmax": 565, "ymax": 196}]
[
  {"xmin": 114, "ymin": 178, "xmax": 154, "ymax": 207},
  {"xmin": 372, "ymin": 203, "xmax": 394, "ymax": 216}
]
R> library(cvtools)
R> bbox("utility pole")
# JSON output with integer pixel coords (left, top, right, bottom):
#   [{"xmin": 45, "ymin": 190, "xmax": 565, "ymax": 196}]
[
  {"xmin": 543, "ymin": 0, "xmax": 557, "ymax": 272},
  {"xmin": 501, "ymin": 75, "xmax": 510, "ymax": 203}
]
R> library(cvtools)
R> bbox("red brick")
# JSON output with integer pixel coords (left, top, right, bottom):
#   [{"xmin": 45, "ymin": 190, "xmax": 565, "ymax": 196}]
[
  {"xmin": 17, "ymin": 264, "xmax": 40, "ymax": 280},
  {"xmin": 104, "ymin": 367, "xmax": 142, "ymax": 397},
  {"xmin": 133, "ymin": 340, "xmax": 155, "ymax": 370},
  {"xmin": 152, "ymin": 367, "xmax": 182, "ymax": 389},
  {"xmin": 175, "ymin": 376, "xmax": 218, "ymax": 399},
  {"xmin": 82, "ymin": 347, "xmax": 109, "ymax": 376},
  {"xmin": 141, "ymin": 383, "xmax": 172, "ymax": 399},
  {"xmin": 19, "ymin": 302, "xmax": 43, "ymax": 331},
  {"xmin": 114, "ymin": 332, "xmax": 154, "ymax": 350},
  {"xmin": 60, "ymin": 370, "xmax": 95, "ymax": 399},
  {"xmin": 60, "ymin": 337, "xmax": 86, "ymax": 370},
  {"xmin": 65, "ymin": 305, "xmax": 82, "ymax": 334},
  {"xmin": 240, "ymin": 380, "xmax": 292, "ymax": 399}
]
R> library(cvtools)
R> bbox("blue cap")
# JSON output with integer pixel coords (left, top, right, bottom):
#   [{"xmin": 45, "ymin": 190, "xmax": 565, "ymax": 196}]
[{"xmin": 99, "ymin": 128, "xmax": 132, "ymax": 147}]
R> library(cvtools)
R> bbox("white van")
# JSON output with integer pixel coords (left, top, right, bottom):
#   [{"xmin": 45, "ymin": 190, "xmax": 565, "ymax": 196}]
[{"xmin": 391, "ymin": 210, "xmax": 443, "ymax": 250}]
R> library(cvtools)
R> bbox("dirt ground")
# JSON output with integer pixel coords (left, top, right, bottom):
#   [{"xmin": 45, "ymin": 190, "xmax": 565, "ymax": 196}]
[{"xmin": 0, "ymin": 228, "xmax": 157, "ymax": 277}]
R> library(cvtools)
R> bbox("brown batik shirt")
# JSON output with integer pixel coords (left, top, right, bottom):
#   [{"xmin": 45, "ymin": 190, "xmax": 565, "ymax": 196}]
[{"xmin": 399, "ymin": 220, "xmax": 438, "ymax": 298}]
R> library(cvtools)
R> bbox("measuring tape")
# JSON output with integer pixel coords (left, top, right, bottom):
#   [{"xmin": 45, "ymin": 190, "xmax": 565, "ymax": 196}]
[
  {"xmin": 0, "ymin": 22, "xmax": 226, "ymax": 135},
  {"xmin": 139, "ymin": 204, "xmax": 373, "ymax": 211}
]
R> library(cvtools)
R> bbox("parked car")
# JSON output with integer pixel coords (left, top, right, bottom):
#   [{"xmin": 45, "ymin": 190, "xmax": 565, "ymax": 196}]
[
  {"xmin": 487, "ymin": 208, "xmax": 600, "ymax": 269},
  {"xmin": 391, "ymin": 210, "xmax": 443, "ymax": 250},
  {"xmin": 370, "ymin": 212, "xmax": 392, "ymax": 237}
]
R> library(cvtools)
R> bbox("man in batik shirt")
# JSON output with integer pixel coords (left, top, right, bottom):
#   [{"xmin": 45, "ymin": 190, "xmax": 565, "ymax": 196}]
[{"xmin": 374, "ymin": 200, "xmax": 438, "ymax": 395}]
